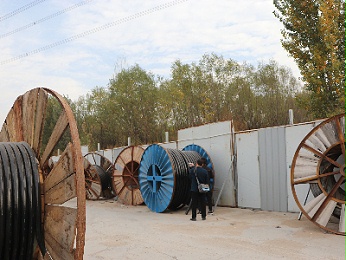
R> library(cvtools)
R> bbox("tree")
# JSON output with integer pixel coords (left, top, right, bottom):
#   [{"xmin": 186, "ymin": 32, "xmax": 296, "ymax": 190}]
[
  {"xmin": 73, "ymin": 87, "xmax": 112, "ymax": 150},
  {"xmin": 274, "ymin": 0, "xmax": 345, "ymax": 118},
  {"xmin": 108, "ymin": 64, "xmax": 159, "ymax": 145}
]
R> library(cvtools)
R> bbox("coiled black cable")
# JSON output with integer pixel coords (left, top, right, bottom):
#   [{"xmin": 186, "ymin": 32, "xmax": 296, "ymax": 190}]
[
  {"xmin": 0, "ymin": 142, "xmax": 45, "ymax": 259},
  {"xmin": 94, "ymin": 165, "xmax": 112, "ymax": 193},
  {"xmin": 165, "ymin": 149, "xmax": 201, "ymax": 211}
]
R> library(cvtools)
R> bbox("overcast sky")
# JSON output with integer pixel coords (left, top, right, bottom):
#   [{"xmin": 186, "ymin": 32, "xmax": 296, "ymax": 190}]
[{"xmin": 0, "ymin": 0, "xmax": 301, "ymax": 124}]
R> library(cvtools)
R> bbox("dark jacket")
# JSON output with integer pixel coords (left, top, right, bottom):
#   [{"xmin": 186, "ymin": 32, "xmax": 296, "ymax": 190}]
[
  {"xmin": 189, "ymin": 166, "xmax": 209, "ymax": 192},
  {"xmin": 203, "ymin": 165, "xmax": 214, "ymax": 180}
]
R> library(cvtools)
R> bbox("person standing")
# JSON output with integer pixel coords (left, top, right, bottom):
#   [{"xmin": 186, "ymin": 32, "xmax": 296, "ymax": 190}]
[
  {"xmin": 201, "ymin": 157, "xmax": 214, "ymax": 214},
  {"xmin": 189, "ymin": 159, "xmax": 209, "ymax": 221}
]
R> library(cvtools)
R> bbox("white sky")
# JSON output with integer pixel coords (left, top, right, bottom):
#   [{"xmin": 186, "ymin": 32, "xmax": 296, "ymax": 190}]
[{"xmin": 0, "ymin": 0, "xmax": 301, "ymax": 124}]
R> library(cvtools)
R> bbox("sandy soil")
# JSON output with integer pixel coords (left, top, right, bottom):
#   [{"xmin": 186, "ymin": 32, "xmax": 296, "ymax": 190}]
[{"xmin": 84, "ymin": 199, "xmax": 345, "ymax": 260}]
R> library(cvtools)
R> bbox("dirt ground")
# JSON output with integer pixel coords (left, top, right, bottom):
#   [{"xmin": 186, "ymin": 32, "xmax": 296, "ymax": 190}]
[{"xmin": 84, "ymin": 199, "xmax": 345, "ymax": 260}]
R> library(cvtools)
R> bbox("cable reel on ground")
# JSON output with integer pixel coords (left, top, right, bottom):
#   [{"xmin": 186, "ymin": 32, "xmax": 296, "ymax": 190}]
[
  {"xmin": 84, "ymin": 152, "xmax": 114, "ymax": 200},
  {"xmin": 112, "ymin": 146, "xmax": 144, "ymax": 205},
  {"xmin": 291, "ymin": 114, "xmax": 345, "ymax": 235},
  {"xmin": 138, "ymin": 144, "xmax": 213, "ymax": 213},
  {"xmin": 0, "ymin": 88, "xmax": 86, "ymax": 259}
]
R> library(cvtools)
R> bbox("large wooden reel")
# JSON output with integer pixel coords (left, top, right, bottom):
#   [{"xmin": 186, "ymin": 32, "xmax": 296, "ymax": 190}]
[
  {"xmin": 112, "ymin": 146, "xmax": 144, "ymax": 205},
  {"xmin": 0, "ymin": 88, "xmax": 86, "ymax": 259},
  {"xmin": 291, "ymin": 114, "xmax": 345, "ymax": 235},
  {"xmin": 84, "ymin": 152, "xmax": 114, "ymax": 200}
]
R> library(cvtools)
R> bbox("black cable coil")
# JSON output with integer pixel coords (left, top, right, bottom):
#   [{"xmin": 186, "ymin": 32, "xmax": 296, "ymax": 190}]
[
  {"xmin": 165, "ymin": 149, "xmax": 201, "ymax": 210},
  {"xmin": 0, "ymin": 142, "xmax": 45, "ymax": 259},
  {"xmin": 93, "ymin": 165, "xmax": 112, "ymax": 192}
]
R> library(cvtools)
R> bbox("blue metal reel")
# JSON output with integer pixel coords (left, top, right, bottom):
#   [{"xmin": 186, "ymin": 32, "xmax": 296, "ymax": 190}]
[
  {"xmin": 139, "ymin": 144, "xmax": 175, "ymax": 213},
  {"xmin": 182, "ymin": 144, "xmax": 214, "ymax": 170}
]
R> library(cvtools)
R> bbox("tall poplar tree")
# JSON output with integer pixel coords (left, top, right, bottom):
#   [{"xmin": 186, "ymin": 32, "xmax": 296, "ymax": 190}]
[{"xmin": 274, "ymin": 0, "xmax": 345, "ymax": 117}]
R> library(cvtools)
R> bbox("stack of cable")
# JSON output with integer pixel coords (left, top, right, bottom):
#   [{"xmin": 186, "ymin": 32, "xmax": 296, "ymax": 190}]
[{"xmin": 0, "ymin": 142, "xmax": 45, "ymax": 259}]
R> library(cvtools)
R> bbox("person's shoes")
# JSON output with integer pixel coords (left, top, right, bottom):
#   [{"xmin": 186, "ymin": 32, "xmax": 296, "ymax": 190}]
[
  {"xmin": 190, "ymin": 218, "xmax": 196, "ymax": 221},
  {"xmin": 202, "ymin": 217, "xmax": 206, "ymax": 220},
  {"xmin": 208, "ymin": 211, "xmax": 213, "ymax": 215}
]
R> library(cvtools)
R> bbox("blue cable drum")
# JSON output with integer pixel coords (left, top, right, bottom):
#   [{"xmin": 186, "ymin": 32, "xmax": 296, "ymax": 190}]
[
  {"xmin": 139, "ymin": 144, "xmax": 175, "ymax": 213},
  {"xmin": 139, "ymin": 143, "xmax": 214, "ymax": 213}
]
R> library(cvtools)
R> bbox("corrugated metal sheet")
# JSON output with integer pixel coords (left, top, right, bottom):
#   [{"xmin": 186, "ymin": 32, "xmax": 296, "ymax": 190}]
[{"xmin": 258, "ymin": 127, "xmax": 287, "ymax": 212}]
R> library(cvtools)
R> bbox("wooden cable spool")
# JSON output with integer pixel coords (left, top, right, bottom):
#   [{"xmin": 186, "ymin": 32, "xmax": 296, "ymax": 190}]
[
  {"xmin": 84, "ymin": 152, "xmax": 114, "ymax": 200},
  {"xmin": 0, "ymin": 88, "xmax": 86, "ymax": 259},
  {"xmin": 112, "ymin": 146, "xmax": 144, "ymax": 205},
  {"xmin": 291, "ymin": 113, "xmax": 345, "ymax": 235}
]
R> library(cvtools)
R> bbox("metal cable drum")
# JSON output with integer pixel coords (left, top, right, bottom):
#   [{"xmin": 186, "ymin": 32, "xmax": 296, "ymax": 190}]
[
  {"xmin": 112, "ymin": 146, "xmax": 144, "ymax": 205},
  {"xmin": 291, "ymin": 113, "xmax": 345, "ymax": 235},
  {"xmin": 138, "ymin": 144, "xmax": 213, "ymax": 213},
  {"xmin": 84, "ymin": 152, "xmax": 114, "ymax": 200},
  {"xmin": 0, "ymin": 88, "xmax": 86, "ymax": 259}
]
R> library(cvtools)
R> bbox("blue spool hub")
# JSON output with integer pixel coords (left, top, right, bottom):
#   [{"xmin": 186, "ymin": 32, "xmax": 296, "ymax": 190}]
[{"xmin": 139, "ymin": 144, "xmax": 175, "ymax": 213}]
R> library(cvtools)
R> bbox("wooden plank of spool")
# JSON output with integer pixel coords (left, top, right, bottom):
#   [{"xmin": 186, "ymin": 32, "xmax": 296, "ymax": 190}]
[
  {"xmin": 44, "ymin": 143, "xmax": 74, "ymax": 192},
  {"xmin": 22, "ymin": 88, "xmax": 38, "ymax": 146},
  {"xmin": 44, "ymin": 232, "xmax": 74, "ymax": 260},
  {"xmin": 44, "ymin": 205, "xmax": 77, "ymax": 252},
  {"xmin": 33, "ymin": 88, "xmax": 48, "ymax": 155},
  {"xmin": 5, "ymin": 108, "xmax": 19, "ymax": 141},
  {"xmin": 0, "ymin": 124, "xmax": 10, "ymax": 142},
  {"xmin": 45, "ymin": 174, "xmax": 76, "ymax": 205}
]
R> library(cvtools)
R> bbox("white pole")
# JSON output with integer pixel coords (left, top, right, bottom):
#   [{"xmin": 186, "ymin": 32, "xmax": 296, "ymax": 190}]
[
  {"xmin": 165, "ymin": 132, "xmax": 169, "ymax": 143},
  {"xmin": 128, "ymin": 137, "xmax": 131, "ymax": 146},
  {"xmin": 97, "ymin": 143, "xmax": 100, "ymax": 151},
  {"xmin": 289, "ymin": 109, "xmax": 294, "ymax": 125}
]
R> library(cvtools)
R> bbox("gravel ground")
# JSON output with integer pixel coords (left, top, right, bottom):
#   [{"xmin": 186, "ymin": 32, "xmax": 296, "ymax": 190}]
[{"xmin": 84, "ymin": 199, "xmax": 345, "ymax": 260}]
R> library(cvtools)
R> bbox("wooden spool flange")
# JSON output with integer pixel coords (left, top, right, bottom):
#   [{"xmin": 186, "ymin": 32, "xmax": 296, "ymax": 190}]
[
  {"xmin": 112, "ymin": 146, "xmax": 144, "ymax": 205},
  {"xmin": 0, "ymin": 88, "xmax": 86, "ymax": 259},
  {"xmin": 84, "ymin": 152, "xmax": 114, "ymax": 200},
  {"xmin": 291, "ymin": 114, "xmax": 345, "ymax": 235}
]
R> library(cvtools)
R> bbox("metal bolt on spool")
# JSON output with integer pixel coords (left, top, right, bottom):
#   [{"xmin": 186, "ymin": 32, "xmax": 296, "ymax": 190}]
[
  {"xmin": 0, "ymin": 88, "xmax": 86, "ymax": 259},
  {"xmin": 291, "ymin": 113, "xmax": 345, "ymax": 235}
]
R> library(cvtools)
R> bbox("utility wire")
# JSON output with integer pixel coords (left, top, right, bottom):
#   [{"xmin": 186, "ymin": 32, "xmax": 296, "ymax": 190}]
[
  {"xmin": 0, "ymin": 0, "xmax": 93, "ymax": 39},
  {"xmin": 0, "ymin": 0, "xmax": 188, "ymax": 66},
  {"xmin": 0, "ymin": 0, "xmax": 48, "ymax": 22}
]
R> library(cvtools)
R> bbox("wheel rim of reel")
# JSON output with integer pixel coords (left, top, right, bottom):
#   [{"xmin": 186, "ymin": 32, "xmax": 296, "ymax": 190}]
[{"xmin": 291, "ymin": 113, "xmax": 345, "ymax": 235}]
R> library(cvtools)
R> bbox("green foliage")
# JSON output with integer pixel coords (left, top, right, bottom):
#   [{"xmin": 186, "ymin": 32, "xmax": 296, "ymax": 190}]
[
  {"xmin": 108, "ymin": 64, "xmax": 159, "ymax": 146},
  {"xmin": 274, "ymin": 0, "xmax": 345, "ymax": 117},
  {"xmin": 72, "ymin": 53, "xmax": 311, "ymax": 148}
]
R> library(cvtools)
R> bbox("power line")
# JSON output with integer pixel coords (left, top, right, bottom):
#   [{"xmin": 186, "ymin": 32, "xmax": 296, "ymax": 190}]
[
  {"xmin": 0, "ymin": 0, "xmax": 48, "ymax": 22},
  {"xmin": 0, "ymin": 0, "xmax": 188, "ymax": 66},
  {"xmin": 0, "ymin": 0, "xmax": 93, "ymax": 39}
]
